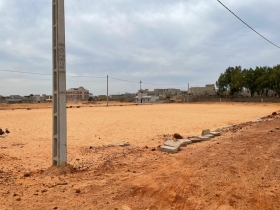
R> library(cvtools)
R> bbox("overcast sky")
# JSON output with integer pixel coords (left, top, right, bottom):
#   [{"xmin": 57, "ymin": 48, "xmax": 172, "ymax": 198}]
[{"xmin": 0, "ymin": 0, "xmax": 279, "ymax": 96}]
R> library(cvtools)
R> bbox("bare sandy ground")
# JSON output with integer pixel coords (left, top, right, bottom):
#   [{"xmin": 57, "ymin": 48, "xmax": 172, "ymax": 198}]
[
  {"xmin": 0, "ymin": 103, "xmax": 279, "ymax": 169},
  {"xmin": 0, "ymin": 102, "xmax": 280, "ymax": 209}
]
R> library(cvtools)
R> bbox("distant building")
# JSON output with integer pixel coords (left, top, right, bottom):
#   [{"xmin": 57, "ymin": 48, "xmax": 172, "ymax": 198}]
[
  {"xmin": 0, "ymin": 95, "xmax": 5, "ymax": 103},
  {"xmin": 120, "ymin": 93, "xmax": 135, "ymax": 102},
  {"xmin": 98, "ymin": 95, "xmax": 107, "ymax": 101},
  {"xmin": 33, "ymin": 94, "xmax": 47, "ymax": 103},
  {"xmin": 45, "ymin": 95, "xmax": 52, "ymax": 103},
  {"xmin": 153, "ymin": 88, "xmax": 180, "ymax": 100},
  {"xmin": 5, "ymin": 95, "xmax": 23, "ymax": 103},
  {"xmin": 110, "ymin": 95, "xmax": 121, "ymax": 101},
  {"xmin": 189, "ymin": 84, "xmax": 216, "ymax": 96},
  {"xmin": 154, "ymin": 88, "xmax": 179, "ymax": 96},
  {"xmin": 66, "ymin": 87, "xmax": 89, "ymax": 102},
  {"xmin": 135, "ymin": 91, "xmax": 156, "ymax": 103}
]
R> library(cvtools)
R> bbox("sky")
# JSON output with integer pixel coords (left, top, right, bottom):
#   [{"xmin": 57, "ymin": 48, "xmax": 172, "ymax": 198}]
[{"xmin": 0, "ymin": 0, "xmax": 279, "ymax": 96}]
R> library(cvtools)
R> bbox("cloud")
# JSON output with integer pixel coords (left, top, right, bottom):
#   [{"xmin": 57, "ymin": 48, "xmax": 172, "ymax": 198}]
[{"xmin": 1, "ymin": 0, "xmax": 280, "ymax": 95}]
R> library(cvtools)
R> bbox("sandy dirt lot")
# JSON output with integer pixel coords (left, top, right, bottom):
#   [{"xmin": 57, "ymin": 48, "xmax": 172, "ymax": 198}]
[{"xmin": 0, "ymin": 102, "xmax": 280, "ymax": 209}]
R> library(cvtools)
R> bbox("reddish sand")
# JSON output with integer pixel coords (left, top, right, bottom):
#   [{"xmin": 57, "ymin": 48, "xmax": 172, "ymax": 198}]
[{"xmin": 0, "ymin": 102, "xmax": 280, "ymax": 209}]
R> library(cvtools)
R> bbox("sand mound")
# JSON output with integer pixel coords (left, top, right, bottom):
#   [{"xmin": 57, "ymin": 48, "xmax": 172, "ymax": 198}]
[{"xmin": 43, "ymin": 164, "xmax": 76, "ymax": 176}]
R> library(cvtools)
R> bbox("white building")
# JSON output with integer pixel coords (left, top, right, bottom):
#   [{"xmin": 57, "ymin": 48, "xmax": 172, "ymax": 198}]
[{"xmin": 135, "ymin": 92, "xmax": 156, "ymax": 103}]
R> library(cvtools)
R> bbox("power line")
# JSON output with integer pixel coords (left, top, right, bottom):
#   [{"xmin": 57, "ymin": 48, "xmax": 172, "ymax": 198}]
[
  {"xmin": 143, "ymin": 81, "xmax": 187, "ymax": 86},
  {"xmin": 217, "ymin": 0, "xmax": 280, "ymax": 49},
  {"xmin": 0, "ymin": 69, "xmax": 50, "ymax": 76},
  {"xmin": 108, "ymin": 77, "xmax": 139, "ymax": 84},
  {"xmin": 68, "ymin": 75, "xmax": 106, "ymax": 79},
  {"xmin": 0, "ymin": 69, "xmax": 106, "ymax": 78},
  {"xmin": 1, "ymin": 69, "xmax": 188, "ymax": 86},
  {"xmin": 109, "ymin": 76, "xmax": 188, "ymax": 86}
]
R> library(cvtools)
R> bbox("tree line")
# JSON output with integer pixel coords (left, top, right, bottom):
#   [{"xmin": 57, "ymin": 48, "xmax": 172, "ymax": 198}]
[{"xmin": 216, "ymin": 64, "xmax": 280, "ymax": 97}]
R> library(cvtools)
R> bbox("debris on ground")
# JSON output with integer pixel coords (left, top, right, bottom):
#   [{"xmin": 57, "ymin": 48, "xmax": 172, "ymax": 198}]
[
  {"xmin": 173, "ymin": 133, "xmax": 183, "ymax": 139},
  {"xmin": 118, "ymin": 142, "xmax": 130, "ymax": 147}
]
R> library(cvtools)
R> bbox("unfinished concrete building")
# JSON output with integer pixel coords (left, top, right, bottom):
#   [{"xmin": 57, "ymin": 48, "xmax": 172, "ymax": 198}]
[{"xmin": 189, "ymin": 84, "xmax": 216, "ymax": 96}]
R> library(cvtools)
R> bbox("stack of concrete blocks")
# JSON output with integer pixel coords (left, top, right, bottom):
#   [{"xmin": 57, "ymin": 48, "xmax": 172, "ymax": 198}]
[
  {"xmin": 187, "ymin": 130, "xmax": 221, "ymax": 144},
  {"xmin": 159, "ymin": 139, "xmax": 192, "ymax": 154},
  {"xmin": 188, "ymin": 137, "xmax": 203, "ymax": 143},
  {"xmin": 158, "ymin": 124, "xmax": 246, "ymax": 154},
  {"xmin": 159, "ymin": 127, "xmax": 225, "ymax": 154}
]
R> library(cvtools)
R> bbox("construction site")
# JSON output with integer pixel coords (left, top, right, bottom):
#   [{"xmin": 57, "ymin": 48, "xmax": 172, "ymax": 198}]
[
  {"xmin": 1, "ymin": 0, "xmax": 280, "ymax": 209},
  {"xmin": 1, "ymin": 102, "xmax": 280, "ymax": 209}
]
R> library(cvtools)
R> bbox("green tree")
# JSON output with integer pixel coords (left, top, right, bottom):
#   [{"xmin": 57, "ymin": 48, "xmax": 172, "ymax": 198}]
[
  {"xmin": 217, "ymin": 64, "xmax": 280, "ymax": 97},
  {"xmin": 216, "ymin": 72, "xmax": 229, "ymax": 95},
  {"xmin": 254, "ymin": 66, "xmax": 270, "ymax": 96},
  {"xmin": 230, "ymin": 66, "xmax": 244, "ymax": 96},
  {"xmin": 269, "ymin": 64, "xmax": 280, "ymax": 96},
  {"xmin": 243, "ymin": 68, "xmax": 257, "ymax": 96},
  {"xmin": 216, "ymin": 66, "xmax": 243, "ymax": 97}
]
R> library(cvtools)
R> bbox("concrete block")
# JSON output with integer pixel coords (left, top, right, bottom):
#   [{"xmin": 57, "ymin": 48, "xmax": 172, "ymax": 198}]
[
  {"xmin": 209, "ymin": 131, "xmax": 220, "ymax": 136},
  {"xmin": 214, "ymin": 127, "xmax": 224, "ymax": 132},
  {"xmin": 159, "ymin": 145, "xmax": 179, "ymax": 154},
  {"xmin": 202, "ymin": 129, "xmax": 210, "ymax": 136},
  {"xmin": 223, "ymin": 125, "xmax": 232, "ymax": 129},
  {"xmin": 188, "ymin": 137, "xmax": 203, "ymax": 143},
  {"xmin": 204, "ymin": 134, "xmax": 215, "ymax": 138},
  {"xmin": 199, "ymin": 136, "xmax": 211, "ymax": 141},
  {"xmin": 118, "ymin": 142, "xmax": 130, "ymax": 147},
  {"xmin": 164, "ymin": 140, "xmax": 182, "ymax": 149},
  {"xmin": 223, "ymin": 124, "xmax": 237, "ymax": 129},
  {"xmin": 178, "ymin": 139, "xmax": 192, "ymax": 146}
]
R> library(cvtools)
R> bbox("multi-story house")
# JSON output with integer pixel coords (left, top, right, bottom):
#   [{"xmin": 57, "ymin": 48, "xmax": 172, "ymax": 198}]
[
  {"xmin": 189, "ymin": 84, "xmax": 216, "ymax": 96},
  {"xmin": 66, "ymin": 87, "xmax": 89, "ymax": 102}
]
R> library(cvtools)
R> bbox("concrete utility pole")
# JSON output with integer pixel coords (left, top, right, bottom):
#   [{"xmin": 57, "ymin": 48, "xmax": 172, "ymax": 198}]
[
  {"xmin": 52, "ymin": 0, "xmax": 67, "ymax": 166},
  {"xmin": 107, "ymin": 75, "xmax": 108, "ymax": 107},
  {"xmin": 140, "ymin": 80, "xmax": 142, "ymax": 90}
]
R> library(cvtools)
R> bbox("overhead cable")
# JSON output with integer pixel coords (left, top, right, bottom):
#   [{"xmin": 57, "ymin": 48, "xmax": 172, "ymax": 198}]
[
  {"xmin": 1, "ymin": 69, "xmax": 188, "ymax": 86},
  {"xmin": 109, "ymin": 76, "xmax": 188, "ymax": 86},
  {"xmin": 217, "ymin": 0, "xmax": 280, "ymax": 49},
  {"xmin": 0, "ymin": 69, "xmax": 106, "ymax": 78}
]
